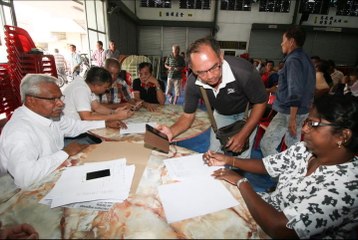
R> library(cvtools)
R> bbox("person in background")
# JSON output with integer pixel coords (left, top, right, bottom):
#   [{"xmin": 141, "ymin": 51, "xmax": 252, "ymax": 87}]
[
  {"xmin": 132, "ymin": 62, "xmax": 165, "ymax": 111},
  {"xmin": 100, "ymin": 58, "xmax": 142, "ymax": 110},
  {"xmin": 327, "ymin": 59, "xmax": 344, "ymax": 86},
  {"xmin": 260, "ymin": 60, "xmax": 275, "ymax": 88},
  {"xmin": 315, "ymin": 59, "xmax": 333, "ymax": 98},
  {"xmin": 53, "ymin": 48, "xmax": 67, "ymax": 76},
  {"xmin": 260, "ymin": 25, "xmax": 315, "ymax": 157},
  {"xmin": 104, "ymin": 40, "xmax": 121, "ymax": 61},
  {"xmin": 67, "ymin": 44, "xmax": 81, "ymax": 77},
  {"xmin": 310, "ymin": 55, "xmax": 321, "ymax": 67},
  {"xmin": 63, "ymin": 66, "xmax": 134, "ymax": 121},
  {"xmin": 0, "ymin": 221, "xmax": 38, "ymax": 239},
  {"xmin": 157, "ymin": 36, "xmax": 267, "ymax": 157},
  {"xmin": 164, "ymin": 44, "xmax": 185, "ymax": 104},
  {"xmin": 203, "ymin": 94, "xmax": 358, "ymax": 239},
  {"xmin": 91, "ymin": 41, "xmax": 105, "ymax": 67},
  {"xmin": 0, "ymin": 74, "xmax": 125, "ymax": 188}
]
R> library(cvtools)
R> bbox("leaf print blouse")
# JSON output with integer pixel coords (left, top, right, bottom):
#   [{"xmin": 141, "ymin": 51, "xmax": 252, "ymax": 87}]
[{"xmin": 261, "ymin": 141, "xmax": 358, "ymax": 239}]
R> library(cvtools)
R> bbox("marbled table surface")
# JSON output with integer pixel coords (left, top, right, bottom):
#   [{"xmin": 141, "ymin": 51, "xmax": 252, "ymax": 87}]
[
  {"xmin": 89, "ymin": 104, "xmax": 211, "ymax": 142},
  {"xmin": 0, "ymin": 142, "xmax": 269, "ymax": 239}
]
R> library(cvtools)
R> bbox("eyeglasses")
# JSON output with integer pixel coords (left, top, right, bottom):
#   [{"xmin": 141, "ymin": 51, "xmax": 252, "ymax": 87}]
[
  {"xmin": 194, "ymin": 63, "xmax": 222, "ymax": 78},
  {"xmin": 303, "ymin": 119, "xmax": 337, "ymax": 131},
  {"xmin": 28, "ymin": 95, "xmax": 65, "ymax": 102}
]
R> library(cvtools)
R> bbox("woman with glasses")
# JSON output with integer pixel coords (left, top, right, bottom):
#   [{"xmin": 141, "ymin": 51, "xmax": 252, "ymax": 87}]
[{"xmin": 203, "ymin": 94, "xmax": 358, "ymax": 238}]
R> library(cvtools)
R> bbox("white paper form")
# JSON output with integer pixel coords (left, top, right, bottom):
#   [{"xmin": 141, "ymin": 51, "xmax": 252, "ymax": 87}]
[
  {"xmin": 120, "ymin": 122, "xmax": 156, "ymax": 135},
  {"xmin": 163, "ymin": 153, "xmax": 223, "ymax": 180},
  {"xmin": 158, "ymin": 176, "xmax": 239, "ymax": 223},
  {"xmin": 41, "ymin": 159, "xmax": 135, "ymax": 208}
]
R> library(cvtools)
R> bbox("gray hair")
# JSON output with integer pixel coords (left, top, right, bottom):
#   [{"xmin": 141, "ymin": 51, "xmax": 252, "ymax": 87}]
[{"xmin": 20, "ymin": 74, "xmax": 57, "ymax": 103}]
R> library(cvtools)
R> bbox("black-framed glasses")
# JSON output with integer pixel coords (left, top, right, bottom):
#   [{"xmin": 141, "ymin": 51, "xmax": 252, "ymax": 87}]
[
  {"xmin": 27, "ymin": 95, "xmax": 65, "ymax": 102},
  {"xmin": 303, "ymin": 119, "xmax": 337, "ymax": 130},
  {"xmin": 194, "ymin": 62, "xmax": 222, "ymax": 78}
]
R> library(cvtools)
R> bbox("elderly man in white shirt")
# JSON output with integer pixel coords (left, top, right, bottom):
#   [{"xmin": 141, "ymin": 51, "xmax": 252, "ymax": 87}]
[{"xmin": 0, "ymin": 74, "xmax": 124, "ymax": 189}]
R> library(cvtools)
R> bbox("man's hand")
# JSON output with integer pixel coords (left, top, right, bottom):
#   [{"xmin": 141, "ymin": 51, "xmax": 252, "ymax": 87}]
[
  {"xmin": 0, "ymin": 222, "xmax": 39, "ymax": 239},
  {"xmin": 113, "ymin": 106, "xmax": 134, "ymax": 120},
  {"xmin": 143, "ymin": 102, "xmax": 158, "ymax": 112},
  {"xmin": 156, "ymin": 124, "xmax": 174, "ymax": 142},
  {"xmin": 105, "ymin": 120, "xmax": 127, "ymax": 129},
  {"xmin": 63, "ymin": 142, "xmax": 89, "ymax": 156}
]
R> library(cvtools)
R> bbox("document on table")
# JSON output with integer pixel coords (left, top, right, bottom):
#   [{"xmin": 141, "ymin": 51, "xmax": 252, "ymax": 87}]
[
  {"xmin": 40, "ymin": 159, "xmax": 135, "ymax": 209},
  {"xmin": 120, "ymin": 122, "xmax": 156, "ymax": 135},
  {"xmin": 158, "ymin": 176, "xmax": 239, "ymax": 223},
  {"xmin": 163, "ymin": 153, "xmax": 223, "ymax": 180}
]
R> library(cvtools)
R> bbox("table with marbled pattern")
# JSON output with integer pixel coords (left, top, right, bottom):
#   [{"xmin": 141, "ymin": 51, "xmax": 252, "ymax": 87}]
[
  {"xmin": 0, "ymin": 142, "xmax": 269, "ymax": 239},
  {"xmin": 89, "ymin": 104, "xmax": 211, "ymax": 142}
]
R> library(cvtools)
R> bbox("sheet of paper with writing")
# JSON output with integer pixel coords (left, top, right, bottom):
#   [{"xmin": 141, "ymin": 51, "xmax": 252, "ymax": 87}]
[{"xmin": 84, "ymin": 141, "xmax": 152, "ymax": 194}]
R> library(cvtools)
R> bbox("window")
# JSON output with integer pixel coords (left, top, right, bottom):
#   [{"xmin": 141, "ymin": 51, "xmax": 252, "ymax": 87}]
[
  {"xmin": 337, "ymin": 0, "xmax": 358, "ymax": 16},
  {"xmin": 299, "ymin": 0, "xmax": 330, "ymax": 15},
  {"xmin": 220, "ymin": 0, "xmax": 252, "ymax": 11},
  {"xmin": 179, "ymin": 0, "xmax": 210, "ymax": 9},
  {"xmin": 259, "ymin": 0, "xmax": 291, "ymax": 12},
  {"xmin": 140, "ymin": 0, "xmax": 171, "ymax": 8}
]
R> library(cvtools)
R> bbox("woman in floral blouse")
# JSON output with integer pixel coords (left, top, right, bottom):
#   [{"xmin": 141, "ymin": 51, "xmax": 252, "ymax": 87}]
[{"xmin": 203, "ymin": 94, "xmax": 358, "ymax": 239}]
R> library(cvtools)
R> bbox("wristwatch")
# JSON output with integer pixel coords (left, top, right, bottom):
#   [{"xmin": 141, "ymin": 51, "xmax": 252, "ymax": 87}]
[{"xmin": 236, "ymin": 178, "xmax": 248, "ymax": 188}]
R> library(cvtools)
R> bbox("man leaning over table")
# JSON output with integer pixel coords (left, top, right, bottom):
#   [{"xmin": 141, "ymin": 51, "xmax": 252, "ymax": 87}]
[
  {"xmin": 157, "ymin": 36, "xmax": 267, "ymax": 158},
  {"xmin": 0, "ymin": 74, "xmax": 125, "ymax": 189}
]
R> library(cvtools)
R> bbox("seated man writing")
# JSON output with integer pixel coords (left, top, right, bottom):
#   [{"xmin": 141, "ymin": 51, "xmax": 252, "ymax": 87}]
[{"xmin": 0, "ymin": 74, "xmax": 125, "ymax": 189}]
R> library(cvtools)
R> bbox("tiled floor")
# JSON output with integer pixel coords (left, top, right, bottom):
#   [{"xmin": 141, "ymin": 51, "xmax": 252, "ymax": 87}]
[{"xmin": 171, "ymin": 87, "xmax": 276, "ymax": 192}]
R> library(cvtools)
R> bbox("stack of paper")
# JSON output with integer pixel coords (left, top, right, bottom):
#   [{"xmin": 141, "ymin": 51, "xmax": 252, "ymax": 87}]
[
  {"xmin": 159, "ymin": 154, "xmax": 239, "ymax": 223},
  {"xmin": 40, "ymin": 159, "xmax": 135, "ymax": 211}
]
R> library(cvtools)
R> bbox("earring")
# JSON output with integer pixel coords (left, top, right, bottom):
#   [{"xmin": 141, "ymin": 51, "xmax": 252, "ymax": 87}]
[{"xmin": 337, "ymin": 141, "xmax": 342, "ymax": 148}]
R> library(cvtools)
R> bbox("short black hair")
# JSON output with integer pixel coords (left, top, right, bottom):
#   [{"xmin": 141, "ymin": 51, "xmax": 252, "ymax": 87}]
[
  {"xmin": 186, "ymin": 35, "xmax": 220, "ymax": 67},
  {"xmin": 284, "ymin": 25, "xmax": 306, "ymax": 47},
  {"xmin": 85, "ymin": 66, "xmax": 112, "ymax": 85},
  {"xmin": 138, "ymin": 62, "xmax": 153, "ymax": 73}
]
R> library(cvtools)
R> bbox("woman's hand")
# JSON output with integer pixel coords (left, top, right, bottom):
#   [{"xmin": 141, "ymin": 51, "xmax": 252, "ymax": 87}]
[
  {"xmin": 203, "ymin": 150, "xmax": 229, "ymax": 166},
  {"xmin": 212, "ymin": 168, "xmax": 242, "ymax": 185}
]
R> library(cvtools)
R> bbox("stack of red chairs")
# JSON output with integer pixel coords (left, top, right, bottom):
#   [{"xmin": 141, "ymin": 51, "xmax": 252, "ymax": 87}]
[
  {"xmin": 3, "ymin": 25, "xmax": 58, "ymax": 108},
  {"xmin": 0, "ymin": 64, "xmax": 20, "ymax": 121}
]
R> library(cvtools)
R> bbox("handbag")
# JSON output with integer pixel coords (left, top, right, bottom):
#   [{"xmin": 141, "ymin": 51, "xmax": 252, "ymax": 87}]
[{"xmin": 200, "ymin": 87, "xmax": 250, "ymax": 155}]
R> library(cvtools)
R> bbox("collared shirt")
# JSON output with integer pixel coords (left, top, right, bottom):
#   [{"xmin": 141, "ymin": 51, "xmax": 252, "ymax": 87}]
[
  {"xmin": 99, "ymin": 77, "xmax": 132, "ymax": 104},
  {"xmin": 69, "ymin": 52, "xmax": 82, "ymax": 72},
  {"xmin": 165, "ymin": 54, "xmax": 185, "ymax": 79},
  {"xmin": 261, "ymin": 141, "xmax": 358, "ymax": 239},
  {"xmin": 184, "ymin": 56, "xmax": 267, "ymax": 115},
  {"xmin": 0, "ymin": 106, "xmax": 105, "ymax": 188},
  {"xmin": 273, "ymin": 48, "xmax": 315, "ymax": 115},
  {"xmin": 63, "ymin": 77, "xmax": 97, "ymax": 120},
  {"xmin": 91, "ymin": 49, "xmax": 105, "ymax": 67},
  {"xmin": 104, "ymin": 49, "xmax": 121, "ymax": 60}
]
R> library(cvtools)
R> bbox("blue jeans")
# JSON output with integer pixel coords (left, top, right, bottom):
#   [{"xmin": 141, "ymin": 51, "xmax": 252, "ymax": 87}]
[
  {"xmin": 209, "ymin": 110, "xmax": 256, "ymax": 158},
  {"xmin": 260, "ymin": 112, "xmax": 308, "ymax": 157}
]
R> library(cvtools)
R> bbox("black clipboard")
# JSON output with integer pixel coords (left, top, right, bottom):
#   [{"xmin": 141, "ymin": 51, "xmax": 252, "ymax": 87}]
[{"xmin": 144, "ymin": 124, "xmax": 169, "ymax": 153}]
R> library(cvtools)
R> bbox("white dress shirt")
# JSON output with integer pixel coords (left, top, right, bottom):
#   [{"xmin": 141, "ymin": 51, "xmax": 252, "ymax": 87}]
[{"xmin": 0, "ymin": 106, "xmax": 105, "ymax": 188}]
